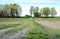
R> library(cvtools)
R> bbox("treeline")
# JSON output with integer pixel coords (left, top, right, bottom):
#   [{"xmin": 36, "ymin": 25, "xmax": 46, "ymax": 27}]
[
  {"xmin": 0, "ymin": 4, "xmax": 22, "ymax": 17},
  {"xmin": 0, "ymin": 4, "xmax": 57, "ymax": 18},
  {"xmin": 30, "ymin": 6, "xmax": 57, "ymax": 17}
]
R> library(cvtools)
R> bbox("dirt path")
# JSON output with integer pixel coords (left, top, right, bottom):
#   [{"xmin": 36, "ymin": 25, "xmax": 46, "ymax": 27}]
[
  {"xmin": 0, "ymin": 28, "xmax": 13, "ymax": 37},
  {"xmin": 0, "ymin": 19, "xmax": 30, "ymax": 39},
  {"xmin": 35, "ymin": 20, "xmax": 60, "ymax": 29},
  {"xmin": 0, "ymin": 21, "xmax": 26, "ymax": 37},
  {"xmin": 0, "ymin": 26, "xmax": 31, "ymax": 39}
]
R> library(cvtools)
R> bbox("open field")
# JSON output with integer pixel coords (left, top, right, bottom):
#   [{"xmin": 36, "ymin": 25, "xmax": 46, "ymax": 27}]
[
  {"xmin": 35, "ymin": 18, "xmax": 60, "ymax": 22},
  {"xmin": 0, "ymin": 18, "xmax": 30, "ymax": 38},
  {"xmin": 0, "ymin": 18, "xmax": 28, "ymax": 24},
  {"xmin": 35, "ymin": 18, "xmax": 60, "ymax": 29},
  {"xmin": 26, "ymin": 19, "xmax": 60, "ymax": 39},
  {"xmin": 0, "ymin": 18, "xmax": 60, "ymax": 39},
  {"xmin": 0, "ymin": 18, "xmax": 27, "ymax": 22},
  {"xmin": 0, "ymin": 18, "xmax": 29, "ymax": 30},
  {"xmin": 0, "ymin": 24, "xmax": 20, "ymax": 30}
]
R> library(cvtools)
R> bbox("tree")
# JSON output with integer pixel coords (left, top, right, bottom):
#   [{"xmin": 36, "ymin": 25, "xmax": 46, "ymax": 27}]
[
  {"xmin": 42, "ymin": 7, "xmax": 50, "ymax": 17},
  {"xmin": 3, "ymin": 4, "xmax": 10, "ymax": 17},
  {"xmin": 34, "ymin": 7, "xmax": 39, "ymax": 12},
  {"xmin": 39, "ymin": 9, "xmax": 43, "ymax": 17},
  {"xmin": 11, "ymin": 4, "xmax": 22, "ymax": 17},
  {"xmin": 34, "ymin": 7, "xmax": 39, "ymax": 17},
  {"xmin": 30, "ymin": 6, "xmax": 34, "ymax": 17},
  {"xmin": 0, "ymin": 5, "xmax": 4, "ymax": 17},
  {"xmin": 2, "ymin": 4, "xmax": 22, "ymax": 17},
  {"xmin": 14, "ymin": 4, "xmax": 22, "ymax": 17},
  {"xmin": 50, "ymin": 7, "xmax": 57, "ymax": 17}
]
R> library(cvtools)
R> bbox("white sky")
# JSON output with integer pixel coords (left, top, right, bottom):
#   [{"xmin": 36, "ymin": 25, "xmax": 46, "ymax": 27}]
[{"xmin": 0, "ymin": 0, "xmax": 60, "ymax": 16}]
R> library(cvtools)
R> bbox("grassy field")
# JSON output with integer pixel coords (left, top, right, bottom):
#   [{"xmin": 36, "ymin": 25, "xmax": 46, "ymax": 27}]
[
  {"xmin": 0, "ymin": 18, "xmax": 30, "ymax": 34},
  {"xmin": 0, "ymin": 18, "xmax": 30, "ymax": 29},
  {"xmin": 0, "ymin": 18, "xmax": 60, "ymax": 39},
  {"xmin": 26, "ymin": 22, "xmax": 60, "ymax": 39},
  {"xmin": 0, "ymin": 24, "xmax": 20, "ymax": 30},
  {"xmin": 35, "ymin": 18, "xmax": 60, "ymax": 22},
  {"xmin": 26, "ymin": 18, "xmax": 60, "ymax": 39},
  {"xmin": 0, "ymin": 18, "xmax": 26, "ymax": 22},
  {"xmin": 0, "ymin": 18, "xmax": 29, "ymax": 24}
]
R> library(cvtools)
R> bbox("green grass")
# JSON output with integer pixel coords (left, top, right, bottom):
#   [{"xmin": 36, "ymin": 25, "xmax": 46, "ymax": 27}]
[
  {"xmin": 0, "ymin": 18, "xmax": 60, "ymax": 39},
  {"xmin": 0, "ymin": 24, "xmax": 20, "ymax": 30},
  {"xmin": 26, "ymin": 21, "xmax": 60, "ymax": 39}
]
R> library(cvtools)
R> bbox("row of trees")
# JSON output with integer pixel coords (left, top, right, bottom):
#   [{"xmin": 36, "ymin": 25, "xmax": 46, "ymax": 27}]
[
  {"xmin": 0, "ymin": 4, "xmax": 22, "ymax": 17},
  {"xmin": 30, "ymin": 6, "xmax": 57, "ymax": 17},
  {"xmin": 0, "ymin": 4, "xmax": 57, "ymax": 18}
]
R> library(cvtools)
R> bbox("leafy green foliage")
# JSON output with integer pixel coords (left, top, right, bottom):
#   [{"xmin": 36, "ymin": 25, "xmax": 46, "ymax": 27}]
[
  {"xmin": 34, "ymin": 12, "xmax": 39, "ymax": 17},
  {"xmin": 0, "ymin": 4, "xmax": 22, "ymax": 17},
  {"xmin": 42, "ymin": 7, "xmax": 50, "ymax": 17}
]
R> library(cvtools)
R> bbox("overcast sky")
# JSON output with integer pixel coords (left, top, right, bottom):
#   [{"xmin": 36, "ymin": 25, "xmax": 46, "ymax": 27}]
[{"xmin": 0, "ymin": 0, "xmax": 60, "ymax": 16}]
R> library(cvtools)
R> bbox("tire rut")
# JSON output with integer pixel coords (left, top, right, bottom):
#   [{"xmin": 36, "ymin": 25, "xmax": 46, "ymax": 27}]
[
  {"xmin": 0, "ymin": 28, "xmax": 13, "ymax": 37},
  {"xmin": 0, "ymin": 26, "xmax": 31, "ymax": 39}
]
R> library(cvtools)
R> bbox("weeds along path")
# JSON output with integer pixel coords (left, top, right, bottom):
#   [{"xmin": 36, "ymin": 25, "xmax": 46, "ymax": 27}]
[
  {"xmin": 35, "ymin": 20, "xmax": 60, "ymax": 29},
  {"xmin": 0, "ymin": 19, "xmax": 31, "ymax": 39}
]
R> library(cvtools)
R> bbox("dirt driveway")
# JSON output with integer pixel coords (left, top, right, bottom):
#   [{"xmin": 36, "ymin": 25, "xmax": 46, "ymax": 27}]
[{"xmin": 35, "ymin": 20, "xmax": 60, "ymax": 30}]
